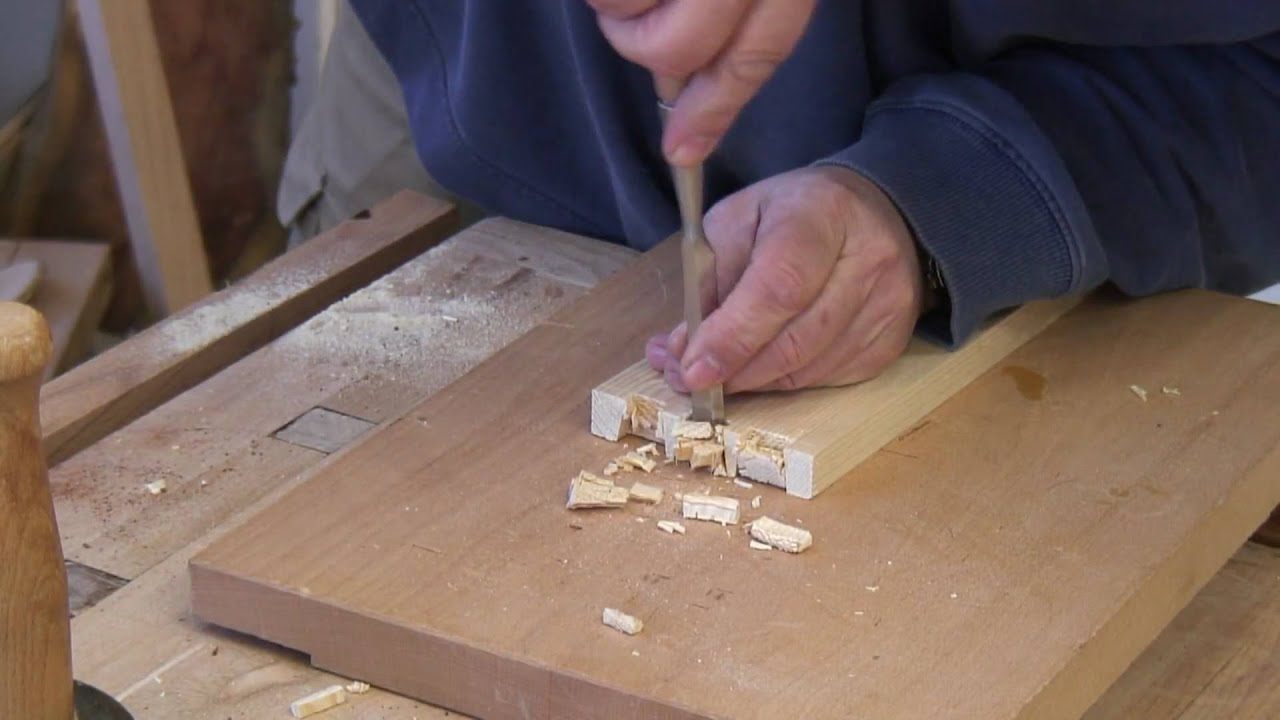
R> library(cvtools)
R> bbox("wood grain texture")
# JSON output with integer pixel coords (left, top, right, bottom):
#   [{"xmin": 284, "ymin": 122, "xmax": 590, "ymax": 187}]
[
  {"xmin": 593, "ymin": 297, "xmax": 1078, "ymax": 498},
  {"xmin": 190, "ymin": 232, "xmax": 1280, "ymax": 719},
  {"xmin": 58, "ymin": 219, "xmax": 634, "ymax": 718},
  {"xmin": 0, "ymin": 302, "xmax": 73, "ymax": 719},
  {"xmin": 39, "ymin": 191, "xmax": 455, "ymax": 466},
  {"xmin": 1084, "ymin": 542, "xmax": 1280, "ymax": 720},
  {"xmin": 77, "ymin": 0, "xmax": 212, "ymax": 316}
]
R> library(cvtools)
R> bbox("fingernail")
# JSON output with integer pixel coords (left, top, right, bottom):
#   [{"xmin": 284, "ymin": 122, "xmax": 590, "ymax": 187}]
[
  {"xmin": 682, "ymin": 355, "xmax": 722, "ymax": 389},
  {"xmin": 669, "ymin": 136, "xmax": 713, "ymax": 166}
]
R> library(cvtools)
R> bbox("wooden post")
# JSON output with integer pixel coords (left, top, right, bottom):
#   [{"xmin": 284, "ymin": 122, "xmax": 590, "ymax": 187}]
[
  {"xmin": 78, "ymin": 0, "xmax": 213, "ymax": 317},
  {"xmin": 0, "ymin": 301, "xmax": 73, "ymax": 719}
]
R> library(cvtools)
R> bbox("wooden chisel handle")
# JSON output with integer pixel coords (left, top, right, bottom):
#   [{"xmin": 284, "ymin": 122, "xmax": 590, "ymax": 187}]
[{"xmin": 0, "ymin": 301, "xmax": 74, "ymax": 719}]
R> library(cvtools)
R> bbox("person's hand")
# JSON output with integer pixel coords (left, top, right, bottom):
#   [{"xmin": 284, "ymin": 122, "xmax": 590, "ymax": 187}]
[
  {"xmin": 645, "ymin": 166, "xmax": 925, "ymax": 394},
  {"xmin": 586, "ymin": 0, "xmax": 818, "ymax": 166}
]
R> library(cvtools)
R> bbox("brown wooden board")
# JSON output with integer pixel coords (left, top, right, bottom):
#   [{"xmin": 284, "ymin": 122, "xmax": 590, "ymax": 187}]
[
  {"xmin": 60, "ymin": 217, "xmax": 634, "ymax": 718},
  {"xmin": 189, "ymin": 234, "xmax": 1280, "ymax": 720},
  {"xmin": 39, "ymin": 190, "xmax": 454, "ymax": 465}
]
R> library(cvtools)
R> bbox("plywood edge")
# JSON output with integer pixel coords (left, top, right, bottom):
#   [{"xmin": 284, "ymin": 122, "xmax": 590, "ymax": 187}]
[
  {"xmin": 790, "ymin": 296, "xmax": 1081, "ymax": 498},
  {"xmin": 188, "ymin": 560, "xmax": 710, "ymax": 720},
  {"xmin": 40, "ymin": 191, "xmax": 457, "ymax": 465},
  {"xmin": 589, "ymin": 295, "xmax": 1081, "ymax": 498},
  {"xmin": 1016, "ymin": 440, "xmax": 1280, "ymax": 719}
]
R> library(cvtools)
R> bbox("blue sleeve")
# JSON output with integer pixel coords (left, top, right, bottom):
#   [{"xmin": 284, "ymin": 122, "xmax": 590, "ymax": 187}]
[{"xmin": 820, "ymin": 31, "xmax": 1280, "ymax": 346}]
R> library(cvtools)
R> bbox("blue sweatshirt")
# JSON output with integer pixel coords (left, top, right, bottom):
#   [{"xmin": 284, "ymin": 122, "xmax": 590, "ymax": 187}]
[{"xmin": 350, "ymin": 1, "xmax": 1280, "ymax": 346}]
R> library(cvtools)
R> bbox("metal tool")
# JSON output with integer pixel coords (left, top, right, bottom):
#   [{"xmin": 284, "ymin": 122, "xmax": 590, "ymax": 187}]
[
  {"xmin": 656, "ymin": 97, "xmax": 726, "ymax": 424},
  {"xmin": 1, "ymin": 301, "xmax": 134, "ymax": 720}
]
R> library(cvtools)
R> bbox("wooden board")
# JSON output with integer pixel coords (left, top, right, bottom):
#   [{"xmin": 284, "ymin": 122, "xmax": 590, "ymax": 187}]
[
  {"xmin": 56, "ymin": 217, "xmax": 634, "ymax": 718},
  {"xmin": 78, "ymin": 0, "xmax": 212, "ymax": 316},
  {"xmin": 41, "ymin": 212, "xmax": 1280, "ymax": 719},
  {"xmin": 592, "ymin": 298, "xmax": 1077, "ymax": 498},
  {"xmin": 0, "ymin": 239, "xmax": 112, "ymax": 379},
  {"xmin": 38, "ymin": 190, "xmax": 455, "ymax": 465},
  {"xmin": 189, "ymin": 233, "xmax": 1280, "ymax": 720}
]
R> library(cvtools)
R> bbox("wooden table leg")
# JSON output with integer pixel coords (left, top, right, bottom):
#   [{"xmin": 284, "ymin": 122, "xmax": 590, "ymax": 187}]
[{"xmin": 0, "ymin": 301, "xmax": 73, "ymax": 719}]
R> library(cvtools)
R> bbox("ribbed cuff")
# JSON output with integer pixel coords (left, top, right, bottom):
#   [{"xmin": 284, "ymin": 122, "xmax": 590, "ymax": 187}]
[{"xmin": 816, "ymin": 76, "xmax": 1098, "ymax": 347}]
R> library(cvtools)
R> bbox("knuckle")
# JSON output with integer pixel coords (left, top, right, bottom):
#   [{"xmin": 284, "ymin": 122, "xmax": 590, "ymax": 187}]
[
  {"xmin": 771, "ymin": 326, "xmax": 808, "ymax": 371},
  {"xmin": 719, "ymin": 47, "xmax": 786, "ymax": 89},
  {"xmin": 758, "ymin": 260, "xmax": 812, "ymax": 315},
  {"xmin": 774, "ymin": 372, "xmax": 803, "ymax": 391}
]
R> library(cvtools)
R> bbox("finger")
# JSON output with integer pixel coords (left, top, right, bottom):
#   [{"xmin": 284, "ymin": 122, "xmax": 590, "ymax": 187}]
[
  {"xmin": 662, "ymin": 0, "xmax": 816, "ymax": 165},
  {"xmin": 597, "ymin": 0, "xmax": 752, "ymax": 81},
  {"xmin": 723, "ymin": 253, "xmax": 871, "ymax": 393},
  {"xmin": 755, "ymin": 268, "xmax": 916, "ymax": 391},
  {"xmin": 680, "ymin": 209, "xmax": 840, "ymax": 390},
  {"xmin": 703, "ymin": 188, "xmax": 761, "ymax": 305},
  {"xmin": 646, "ymin": 334, "xmax": 670, "ymax": 371},
  {"xmin": 666, "ymin": 321, "xmax": 688, "ymax": 358},
  {"xmin": 585, "ymin": 0, "xmax": 660, "ymax": 20}
]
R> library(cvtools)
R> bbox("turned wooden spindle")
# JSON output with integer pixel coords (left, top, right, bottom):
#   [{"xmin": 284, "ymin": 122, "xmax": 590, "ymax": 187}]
[{"xmin": 0, "ymin": 301, "xmax": 74, "ymax": 719}]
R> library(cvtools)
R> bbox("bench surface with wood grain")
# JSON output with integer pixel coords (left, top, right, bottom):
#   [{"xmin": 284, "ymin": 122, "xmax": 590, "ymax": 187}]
[{"xmin": 43, "ymin": 190, "xmax": 1280, "ymax": 719}]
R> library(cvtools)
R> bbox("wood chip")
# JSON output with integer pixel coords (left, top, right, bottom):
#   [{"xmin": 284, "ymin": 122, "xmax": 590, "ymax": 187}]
[
  {"xmin": 688, "ymin": 442, "xmax": 724, "ymax": 471},
  {"xmin": 733, "ymin": 479, "xmax": 753, "ymax": 489},
  {"xmin": 619, "ymin": 451, "xmax": 657, "ymax": 473},
  {"xmin": 749, "ymin": 540, "xmax": 772, "ymax": 551},
  {"xmin": 628, "ymin": 482, "xmax": 664, "ymax": 504},
  {"xmin": 1162, "ymin": 385, "xmax": 1182, "ymax": 396},
  {"xmin": 145, "ymin": 479, "xmax": 167, "ymax": 495},
  {"xmin": 567, "ymin": 471, "xmax": 629, "ymax": 509},
  {"xmin": 1129, "ymin": 384, "xmax": 1149, "ymax": 402},
  {"xmin": 603, "ymin": 462, "xmax": 620, "ymax": 477},
  {"xmin": 656, "ymin": 520, "xmax": 686, "ymax": 534},
  {"xmin": 628, "ymin": 396, "xmax": 659, "ymax": 434},
  {"xmin": 674, "ymin": 420, "xmax": 715, "ymax": 440},
  {"xmin": 602, "ymin": 607, "xmax": 644, "ymax": 635},
  {"xmin": 682, "ymin": 494, "xmax": 740, "ymax": 525},
  {"xmin": 751, "ymin": 495, "xmax": 762, "ymax": 509},
  {"xmin": 290, "ymin": 685, "xmax": 347, "ymax": 717},
  {"xmin": 636, "ymin": 442, "xmax": 658, "ymax": 457},
  {"xmin": 748, "ymin": 516, "xmax": 813, "ymax": 553},
  {"xmin": 344, "ymin": 681, "xmax": 371, "ymax": 694}
]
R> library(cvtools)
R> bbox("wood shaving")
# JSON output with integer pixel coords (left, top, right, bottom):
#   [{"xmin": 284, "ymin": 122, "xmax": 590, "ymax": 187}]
[
  {"xmin": 688, "ymin": 442, "xmax": 725, "ymax": 471},
  {"xmin": 656, "ymin": 520, "xmax": 686, "ymax": 534},
  {"xmin": 619, "ymin": 451, "xmax": 657, "ymax": 473},
  {"xmin": 290, "ymin": 685, "xmax": 347, "ymax": 717},
  {"xmin": 748, "ymin": 516, "xmax": 813, "ymax": 553},
  {"xmin": 682, "ymin": 494, "xmax": 740, "ymax": 525},
  {"xmin": 628, "ymin": 482, "xmax": 664, "ymax": 504},
  {"xmin": 628, "ymin": 396, "xmax": 659, "ymax": 435},
  {"xmin": 344, "ymin": 681, "xmax": 371, "ymax": 694},
  {"xmin": 1162, "ymin": 385, "xmax": 1181, "ymax": 396},
  {"xmin": 602, "ymin": 607, "xmax": 644, "ymax": 635},
  {"xmin": 567, "ymin": 471, "xmax": 629, "ymax": 509},
  {"xmin": 1129, "ymin": 384, "xmax": 1149, "ymax": 402},
  {"xmin": 749, "ymin": 540, "xmax": 772, "ymax": 551},
  {"xmin": 145, "ymin": 479, "xmax": 167, "ymax": 495},
  {"xmin": 673, "ymin": 420, "xmax": 714, "ymax": 440}
]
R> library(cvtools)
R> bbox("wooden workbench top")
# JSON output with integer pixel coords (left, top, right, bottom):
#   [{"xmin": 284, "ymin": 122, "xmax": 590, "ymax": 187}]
[{"xmin": 45, "ymin": 192, "xmax": 1280, "ymax": 719}]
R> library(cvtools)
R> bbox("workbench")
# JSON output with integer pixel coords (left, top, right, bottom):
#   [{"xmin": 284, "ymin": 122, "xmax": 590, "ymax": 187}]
[{"xmin": 44, "ymin": 192, "xmax": 1280, "ymax": 719}]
